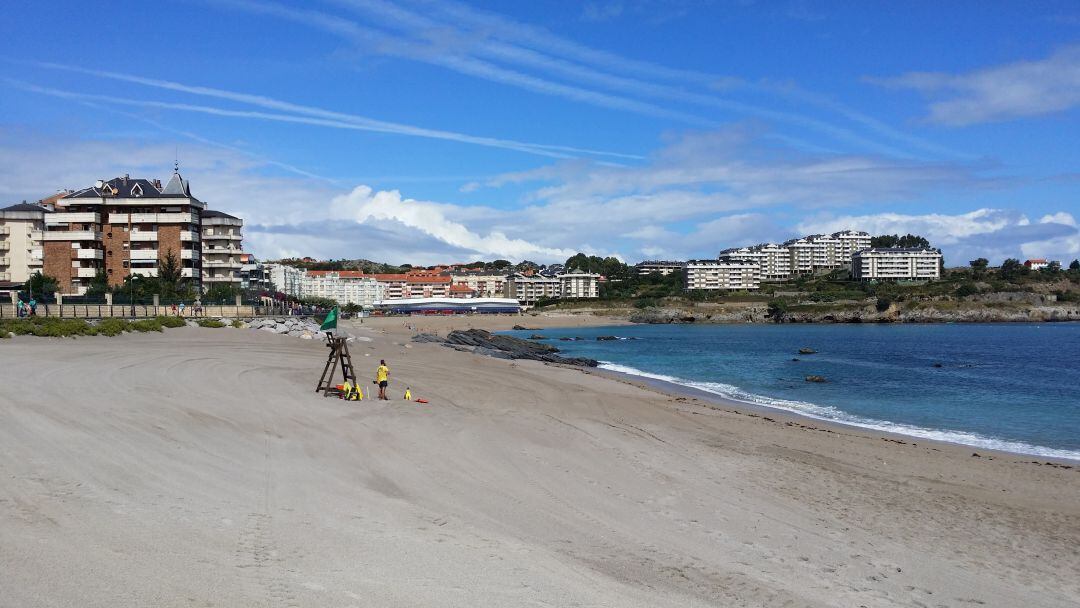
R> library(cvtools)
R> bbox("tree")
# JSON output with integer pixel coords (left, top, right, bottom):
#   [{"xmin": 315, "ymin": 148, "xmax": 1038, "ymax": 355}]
[
  {"xmin": 1070, "ymin": 259, "xmax": 1080, "ymax": 271},
  {"xmin": 999, "ymin": 258, "xmax": 1024, "ymax": 280},
  {"xmin": 969, "ymin": 258, "xmax": 989, "ymax": 278},
  {"xmin": 159, "ymin": 249, "xmax": 183, "ymax": 286},
  {"xmin": 766, "ymin": 299, "xmax": 788, "ymax": 323},
  {"xmin": 203, "ymin": 283, "xmax": 240, "ymax": 304},
  {"xmin": 871, "ymin": 233, "xmax": 931, "ymax": 248},
  {"xmin": 86, "ymin": 270, "xmax": 110, "ymax": 297},
  {"xmin": 1042, "ymin": 261, "xmax": 1062, "ymax": 275},
  {"xmin": 490, "ymin": 259, "xmax": 512, "ymax": 270},
  {"xmin": 25, "ymin": 271, "xmax": 58, "ymax": 300}
]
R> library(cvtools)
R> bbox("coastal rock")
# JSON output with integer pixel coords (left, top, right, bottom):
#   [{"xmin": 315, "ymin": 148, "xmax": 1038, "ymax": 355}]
[
  {"xmin": 445, "ymin": 329, "xmax": 598, "ymax": 367},
  {"xmin": 596, "ymin": 335, "xmax": 619, "ymax": 341},
  {"xmin": 805, "ymin": 375, "xmax": 827, "ymax": 383},
  {"xmin": 798, "ymin": 348, "xmax": 817, "ymax": 354},
  {"xmin": 512, "ymin": 324, "xmax": 540, "ymax": 331},
  {"xmin": 529, "ymin": 334, "xmax": 547, "ymax": 340},
  {"xmin": 412, "ymin": 333, "xmax": 446, "ymax": 344}
]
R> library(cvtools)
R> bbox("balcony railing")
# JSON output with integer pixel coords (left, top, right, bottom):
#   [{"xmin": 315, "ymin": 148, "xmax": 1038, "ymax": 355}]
[
  {"xmin": 0, "ymin": 272, "xmax": 9, "ymax": 281},
  {"xmin": 129, "ymin": 231, "xmax": 158, "ymax": 242},
  {"xmin": 203, "ymin": 260, "xmax": 242, "ymax": 269},
  {"xmin": 203, "ymin": 275, "xmax": 241, "ymax": 283},
  {"xmin": 108, "ymin": 212, "xmax": 198, "ymax": 224},
  {"xmin": 74, "ymin": 249, "xmax": 104, "ymax": 260},
  {"xmin": 75, "ymin": 267, "xmax": 99, "ymax": 278},
  {"xmin": 29, "ymin": 230, "xmax": 42, "ymax": 240},
  {"xmin": 0, "ymin": 226, "xmax": 8, "ymax": 235},
  {"xmin": 0, "ymin": 257, "xmax": 8, "ymax": 266},
  {"xmin": 203, "ymin": 233, "xmax": 243, "ymax": 241},
  {"xmin": 43, "ymin": 230, "xmax": 101, "ymax": 242},
  {"xmin": 0, "ymin": 242, "xmax": 8, "ymax": 251},
  {"xmin": 130, "ymin": 268, "xmax": 159, "ymax": 278},
  {"xmin": 129, "ymin": 249, "xmax": 159, "ymax": 261},
  {"xmin": 47, "ymin": 212, "xmax": 100, "ymax": 225},
  {"xmin": 180, "ymin": 230, "xmax": 199, "ymax": 241},
  {"xmin": 180, "ymin": 249, "xmax": 196, "ymax": 259}
]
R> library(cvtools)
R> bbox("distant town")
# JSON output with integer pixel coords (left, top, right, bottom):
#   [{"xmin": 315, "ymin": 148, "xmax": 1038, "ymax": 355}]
[{"xmin": 1, "ymin": 171, "xmax": 1073, "ymax": 312}]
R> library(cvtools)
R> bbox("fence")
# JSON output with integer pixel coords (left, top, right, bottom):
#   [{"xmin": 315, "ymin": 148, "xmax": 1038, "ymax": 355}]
[{"xmin": 0, "ymin": 303, "xmax": 300, "ymax": 319}]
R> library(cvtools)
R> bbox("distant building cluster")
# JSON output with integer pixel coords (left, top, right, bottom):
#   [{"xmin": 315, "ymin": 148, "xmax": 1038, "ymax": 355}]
[
  {"xmin": 636, "ymin": 229, "xmax": 944, "ymax": 291},
  {"xmin": 260, "ymin": 263, "xmax": 601, "ymax": 309}
]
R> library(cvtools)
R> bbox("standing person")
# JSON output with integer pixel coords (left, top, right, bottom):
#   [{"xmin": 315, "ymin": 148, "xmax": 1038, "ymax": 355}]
[
  {"xmin": 375, "ymin": 360, "xmax": 390, "ymax": 400},
  {"xmin": 171, "ymin": 303, "xmax": 178, "ymax": 316},
  {"xmin": 28, "ymin": 297, "xmax": 37, "ymax": 317},
  {"xmin": 178, "ymin": 302, "xmax": 186, "ymax": 317},
  {"xmin": 16, "ymin": 299, "xmax": 25, "ymax": 318}
]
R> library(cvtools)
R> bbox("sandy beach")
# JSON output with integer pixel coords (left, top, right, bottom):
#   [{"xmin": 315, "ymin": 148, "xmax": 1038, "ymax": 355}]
[{"xmin": 1, "ymin": 315, "xmax": 1078, "ymax": 607}]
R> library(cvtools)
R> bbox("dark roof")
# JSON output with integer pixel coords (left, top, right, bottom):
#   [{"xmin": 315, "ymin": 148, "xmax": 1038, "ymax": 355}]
[
  {"xmin": 201, "ymin": 209, "xmax": 240, "ymax": 220},
  {"xmin": 0, "ymin": 202, "xmax": 50, "ymax": 213},
  {"xmin": 64, "ymin": 173, "xmax": 195, "ymax": 200}
]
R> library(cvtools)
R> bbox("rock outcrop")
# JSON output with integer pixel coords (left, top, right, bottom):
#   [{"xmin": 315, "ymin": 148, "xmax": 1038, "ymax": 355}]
[
  {"xmin": 245, "ymin": 317, "xmax": 322, "ymax": 339},
  {"xmin": 444, "ymin": 329, "xmax": 598, "ymax": 367}
]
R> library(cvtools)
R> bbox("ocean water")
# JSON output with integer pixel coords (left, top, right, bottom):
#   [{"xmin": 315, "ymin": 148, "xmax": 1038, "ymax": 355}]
[{"xmin": 502, "ymin": 323, "xmax": 1080, "ymax": 460}]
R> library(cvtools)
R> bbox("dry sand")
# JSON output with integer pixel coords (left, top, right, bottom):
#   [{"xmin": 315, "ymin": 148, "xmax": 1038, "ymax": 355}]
[{"xmin": 1, "ymin": 315, "xmax": 1078, "ymax": 607}]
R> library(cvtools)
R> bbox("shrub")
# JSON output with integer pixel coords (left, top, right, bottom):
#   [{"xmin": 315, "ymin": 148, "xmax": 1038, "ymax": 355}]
[
  {"xmin": 197, "ymin": 319, "xmax": 226, "ymax": 328},
  {"xmin": 0, "ymin": 317, "xmax": 96, "ymax": 337},
  {"xmin": 875, "ymin": 297, "xmax": 893, "ymax": 312},
  {"xmin": 158, "ymin": 316, "xmax": 186, "ymax": 328},
  {"xmin": 634, "ymin": 297, "xmax": 659, "ymax": 309},
  {"xmin": 231, "ymin": 319, "xmax": 244, "ymax": 328},
  {"xmin": 955, "ymin": 283, "xmax": 979, "ymax": 298},
  {"xmin": 95, "ymin": 318, "xmax": 131, "ymax": 336},
  {"xmin": 130, "ymin": 319, "xmax": 164, "ymax": 332}
]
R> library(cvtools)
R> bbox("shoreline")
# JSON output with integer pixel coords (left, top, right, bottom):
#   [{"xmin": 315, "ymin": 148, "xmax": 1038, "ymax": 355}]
[{"xmin": 488, "ymin": 316, "xmax": 1080, "ymax": 465}]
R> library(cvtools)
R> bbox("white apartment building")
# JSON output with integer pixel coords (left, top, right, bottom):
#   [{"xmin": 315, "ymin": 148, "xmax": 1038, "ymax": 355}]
[
  {"xmin": 757, "ymin": 243, "xmax": 792, "ymax": 281},
  {"xmin": 784, "ymin": 238, "xmax": 817, "ymax": 275},
  {"xmin": 851, "ymin": 248, "xmax": 942, "ymax": 281},
  {"xmin": 201, "ymin": 209, "xmax": 244, "ymax": 288},
  {"xmin": 0, "ymin": 202, "xmax": 47, "ymax": 286},
  {"xmin": 301, "ymin": 271, "xmax": 385, "ymax": 307},
  {"xmin": 634, "ymin": 260, "xmax": 686, "ymax": 277},
  {"xmin": 806, "ymin": 234, "xmax": 841, "ymax": 269},
  {"xmin": 560, "ymin": 270, "xmax": 601, "ymax": 299},
  {"xmin": 265, "ymin": 263, "xmax": 303, "ymax": 297},
  {"xmin": 833, "ymin": 230, "xmax": 872, "ymax": 260},
  {"xmin": 505, "ymin": 273, "xmax": 562, "ymax": 305},
  {"xmin": 685, "ymin": 260, "xmax": 761, "ymax": 291}
]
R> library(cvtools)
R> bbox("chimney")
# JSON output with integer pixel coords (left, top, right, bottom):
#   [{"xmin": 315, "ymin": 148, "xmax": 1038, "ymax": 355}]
[{"xmin": 122, "ymin": 174, "xmax": 129, "ymax": 185}]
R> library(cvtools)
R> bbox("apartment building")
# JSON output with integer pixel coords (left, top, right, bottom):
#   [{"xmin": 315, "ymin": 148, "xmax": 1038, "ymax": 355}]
[
  {"xmin": 301, "ymin": 270, "xmax": 385, "ymax": 307},
  {"xmin": 49, "ymin": 172, "xmax": 203, "ymax": 295},
  {"xmin": 634, "ymin": 260, "xmax": 686, "ymax": 277},
  {"xmin": 833, "ymin": 230, "xmax": 872, "ymax": 260},
  {"xmin": 505, "ymin": 273, "xmax": 562, "ymax": 306},
  {"xmin": 685, "ymin": 259, "xmax": 761, "ymax": 291},
  {"xmin": 560, "ymin": 270, "xmax": 601, "ymax": 299},
  {"xmin": 783, "ymin": 238, "xmax": 817, "ymax": 275},
  {"xmin": 851, "ymin": 248, "xmax": 942, "ymax": 281},
  {"xmin": 239, "ymin": 254, "xmax": 273, "ymax": 292},
  {"xmin": 449, "ymin": 270, "xmax": 507, "ymax": 297},
  {"xmin": 0, "ymin": 202, "xmax": 48, "ymax": 286},
  {"xmin": 264, "ymin": 263, "xmax": 303, "ymax": 297},
  {"xmin": 201, "ymin": 209, "xmax": 244, "ymax": 288},
  {"xmin": 756, "ymin": 243, "xmax": 792, "ymax": 281},
  {"xmin": 805, "ymin": 234, "xmax": 841, "ymax": 268}
]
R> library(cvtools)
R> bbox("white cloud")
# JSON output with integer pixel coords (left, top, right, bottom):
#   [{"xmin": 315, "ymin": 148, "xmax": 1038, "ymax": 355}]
[{"xmin": 871, "ymin": 45, "xmax": 1080, "ymax": 125}]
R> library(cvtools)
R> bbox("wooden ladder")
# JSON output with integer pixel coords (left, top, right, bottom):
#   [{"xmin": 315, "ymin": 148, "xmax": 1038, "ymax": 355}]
[{"xmin": 316, "ymin": 334, "xmax": 358, "ymax": 396}]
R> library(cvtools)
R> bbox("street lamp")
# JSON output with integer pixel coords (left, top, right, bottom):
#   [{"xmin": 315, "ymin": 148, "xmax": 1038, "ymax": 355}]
[{"xmin": 129, "ymin": 274, "xmax": 140, "ymax": 317}]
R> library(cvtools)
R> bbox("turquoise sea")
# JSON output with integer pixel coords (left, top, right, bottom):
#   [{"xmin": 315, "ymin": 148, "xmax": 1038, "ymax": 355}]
[{"xmin": 502, "ymin": 323, "xmax": 1080, "ymax": 460}]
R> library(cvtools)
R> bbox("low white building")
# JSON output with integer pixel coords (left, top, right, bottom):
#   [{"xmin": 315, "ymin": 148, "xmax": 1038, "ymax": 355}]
[
  {"xmin": 560, "ymin": 270, "xmax": 601, "ymax": 299},
  {"xmin": 634, "ymin": 260, "xmax": 686, "ymax": 277},
  {"xmin": 685, "ymin": 260, "xmax": 760, "ymax": 291},
  {"xmin": 301, "ymin": 271, "xmax": 385, "ymax": 308},
  {"xmin": 852, "ymin": 248, "xmax": 942, "ymax": 281}
]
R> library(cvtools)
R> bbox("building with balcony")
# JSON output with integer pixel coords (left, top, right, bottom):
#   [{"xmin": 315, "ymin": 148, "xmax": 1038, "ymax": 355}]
[
  {"xmin": 851, "ymin": 248, "xmax": 942, "ymax": 281},
  {"xmin": 685, "ymin": 259, "xmax": 761, "ymax": 291},
  {"xmin": 448, "ymin": 270, "xmax": 508, "ymax": 297},
  {"xmin": 634, "ymin": 260, "xmax": 687, "ymax": 277},
  {"xmin": 264, "ymin": 263, "xmax": 303, "ymax": 297},
  {"xmin": 559, "ymin": 270, "xmax": 601, "ymax": 299},
  {"xmin": 0, "ymin": 202, "xmax": 48, "ymax": 287},
  {"xmin": 505, "ymin": 273, "xmax": 562, "ymax": 306},
  {"xmin": 51, "ymin": 172, "xmax": 205, "ymax": 295},
  {"xmin": 201, "ymin": 209, "xmax": 244, "ymax": 288},
  {"xmin": 300, "ymin": 270, "xmax": 385, "ymax": 308}
]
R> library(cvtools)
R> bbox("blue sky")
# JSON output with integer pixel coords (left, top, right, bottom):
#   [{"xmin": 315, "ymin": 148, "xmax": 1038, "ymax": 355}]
[{"xmin": 2, "ymin": 0, "xmax": 1079, "ymax": 265}]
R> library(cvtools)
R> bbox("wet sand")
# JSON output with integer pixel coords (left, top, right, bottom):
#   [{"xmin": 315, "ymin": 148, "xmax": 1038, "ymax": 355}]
[{"xmin": 0, "ymin": 317, "xmax": 1077, "ymax": 607}]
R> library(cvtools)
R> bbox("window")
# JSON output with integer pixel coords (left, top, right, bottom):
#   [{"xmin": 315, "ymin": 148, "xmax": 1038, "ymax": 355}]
[
  {"xmin": 131, "ymin": 184, "xmax": 143, "ymax": 197},
  {"xmin": 122, "ymin": 243, "xmax": 129, "ymax": 250},
  {"xmin": 122, "ymin": 261, "xmax": 129, "ymax": 268}
]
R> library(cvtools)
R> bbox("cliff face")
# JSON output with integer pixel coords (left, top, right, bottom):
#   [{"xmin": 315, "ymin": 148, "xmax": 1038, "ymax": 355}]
[{"xmin": 627, "ymin": 302, "xmax": 1080, "ymax": 324}]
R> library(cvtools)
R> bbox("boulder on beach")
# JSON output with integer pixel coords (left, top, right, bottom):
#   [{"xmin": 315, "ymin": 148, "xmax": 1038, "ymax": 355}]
[{"xmin": 445, "ymin": 329, "xmax": 598, "ymax": 367}]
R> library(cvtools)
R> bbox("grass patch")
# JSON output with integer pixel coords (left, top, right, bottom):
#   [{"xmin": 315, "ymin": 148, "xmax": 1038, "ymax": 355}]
[
  {"xmin": 231, "ymin": 319, "xmax": 244, "ymax": 328},
  {"xmin": 0, "ymin": 317, "xmax": 97, "ymax": 337},
  {"xmin": 159, "ymin": 315, "xmax": 186, "ymax": 328},
  {"xmin": 197, "ymin": 319, "xmax": 226, "ymax": 328},
  {"xmin": 129, "ymin": 318, "xmax": 164, "ymax": 332},
  {"xmin": 95, "ymin": 318, "xmax": 130, "ymax": 336}
]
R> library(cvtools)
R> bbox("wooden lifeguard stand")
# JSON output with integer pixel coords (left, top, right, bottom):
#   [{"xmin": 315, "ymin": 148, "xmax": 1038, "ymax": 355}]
[{"xmin": 315, "ymin": 334, "xmax": 357, "ymax": 397}]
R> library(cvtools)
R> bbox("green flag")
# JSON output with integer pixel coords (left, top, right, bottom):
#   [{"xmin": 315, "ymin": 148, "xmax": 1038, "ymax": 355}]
[{"xmin": 320, "ymin": 306, "xmax": 339, "ymax": 331}]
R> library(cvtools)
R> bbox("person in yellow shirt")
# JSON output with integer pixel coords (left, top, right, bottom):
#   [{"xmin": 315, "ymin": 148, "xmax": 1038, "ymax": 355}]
[{"xmin": 375, "ymin": 360, "xmax": 390, "ymax": 400}]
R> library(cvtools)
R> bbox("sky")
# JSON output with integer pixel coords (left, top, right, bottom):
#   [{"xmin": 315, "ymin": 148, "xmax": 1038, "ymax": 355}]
[{"xmin": 1, "ymin": 0, "xmax": 1079, "ymax": 266}]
